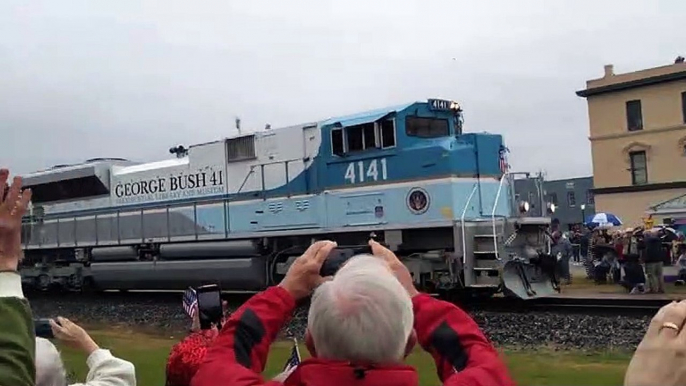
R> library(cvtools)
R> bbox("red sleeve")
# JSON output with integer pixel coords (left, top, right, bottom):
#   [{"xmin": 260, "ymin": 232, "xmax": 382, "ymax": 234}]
[
  {"xmin": 191, "ymin": 286, "xmax": 296, "ymax": 386},
  {"xmin": 412, "ymin": 294, "xmax": 515, "ymax": 386}
]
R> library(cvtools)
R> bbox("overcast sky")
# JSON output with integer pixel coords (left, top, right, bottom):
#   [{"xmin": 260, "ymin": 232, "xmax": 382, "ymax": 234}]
[{"xmin": 1, "ymin": 0, "xmax": 683, "ymax": 180}]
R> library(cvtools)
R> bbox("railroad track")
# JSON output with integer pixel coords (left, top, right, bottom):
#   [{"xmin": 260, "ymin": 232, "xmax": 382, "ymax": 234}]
[
  {"xmin": 25, "ymin": 287, "xmax": 669, "ymax": 318},
  {"xmin": 462, "ymin": 296, "xmax": 669, "ymax": 317}
]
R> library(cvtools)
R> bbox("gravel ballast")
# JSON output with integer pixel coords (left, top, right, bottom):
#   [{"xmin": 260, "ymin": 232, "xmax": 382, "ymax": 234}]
[{"xmin": 28, "ymin": 293, "xmax": 649, "ymax": 351}]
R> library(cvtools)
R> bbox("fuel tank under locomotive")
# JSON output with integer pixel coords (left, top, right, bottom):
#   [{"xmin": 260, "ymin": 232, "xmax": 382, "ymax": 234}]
[{"xmin": 89, "ymin": 240, "xmax": 267, "ymax": 291}]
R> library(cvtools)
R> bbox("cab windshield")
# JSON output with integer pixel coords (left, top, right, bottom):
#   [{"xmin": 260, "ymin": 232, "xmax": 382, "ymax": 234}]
[{"xmin": 405, "ymin": 116, "xmax": 450, "ymax": 138}]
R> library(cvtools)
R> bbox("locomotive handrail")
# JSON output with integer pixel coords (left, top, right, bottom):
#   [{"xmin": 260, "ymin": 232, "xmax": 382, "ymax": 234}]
[
  {"xmin": 491, "ymin": 173, "xmax": 508, "ymax": 261},
  {"xmin": 236, "ymin": 168, "xmax": 255, "ymax": 194},
  {"xmin": 237, "ymin": 158, "xmax": 303, "ymax": 195},
  {"xmin": 460, "ymin": 183, "xmax": 478, "ymax": 266}
]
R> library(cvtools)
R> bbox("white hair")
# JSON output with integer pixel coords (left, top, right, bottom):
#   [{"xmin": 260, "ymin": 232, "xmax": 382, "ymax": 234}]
[
  {"xmin": 307, "ymin": 254, "xmax": 413, "ymax": 364},
  {"xmin": 35, "ymin": 337, "xmax": 67, "ymax": 386}
]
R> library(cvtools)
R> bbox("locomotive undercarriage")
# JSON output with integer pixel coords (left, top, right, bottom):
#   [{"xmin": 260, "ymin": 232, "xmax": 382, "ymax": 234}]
[{"xmin": 20, "ymin": 219, "xmax": 556, "ymax": 300}]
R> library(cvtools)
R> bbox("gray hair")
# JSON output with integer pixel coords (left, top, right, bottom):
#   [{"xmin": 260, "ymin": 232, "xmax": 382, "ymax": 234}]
[
  {"xmin": 307, "ymin": 254, "xmax": 414, "ymax": 364},
  {"xmin": 35, "ymin": 337, "xmax": 67, "ymax": 386}
]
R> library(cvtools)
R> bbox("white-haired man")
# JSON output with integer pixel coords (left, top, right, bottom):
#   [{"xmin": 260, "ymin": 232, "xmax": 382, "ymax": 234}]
[
  {"xmin": 34, "ymin": 317, "xmax": 136, "ymax": 386},
  {"xmin": 192, "ymin": 240, "xmax": 513, "ymax": 386}
]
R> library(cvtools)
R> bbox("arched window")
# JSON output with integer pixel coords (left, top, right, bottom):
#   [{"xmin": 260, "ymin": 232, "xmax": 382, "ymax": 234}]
[{"xmin": 622, "ymin": 142, "xmax": 650, "ymax": 185}]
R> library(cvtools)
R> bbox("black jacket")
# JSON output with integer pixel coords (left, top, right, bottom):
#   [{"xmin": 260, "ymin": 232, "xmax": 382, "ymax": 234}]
[
  {"xmin": 624, "ymin": 261, "xmax": 646, "ymax": 285},
  {"xmin": 642, "ymin": 235, "xmax": 664, "ymax": 263}
]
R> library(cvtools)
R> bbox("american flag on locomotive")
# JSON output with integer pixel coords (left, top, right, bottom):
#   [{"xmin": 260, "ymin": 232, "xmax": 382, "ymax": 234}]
[{"xmin": 182, "ymin": 287, "xmax": 198, "ymax": 319}]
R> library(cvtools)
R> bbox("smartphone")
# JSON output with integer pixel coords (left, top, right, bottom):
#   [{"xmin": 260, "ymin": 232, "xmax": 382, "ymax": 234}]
[
  {"xmin": 319, "ymin": 245, "xmax": 374, "ymax": 277},
  {"xmin": 196, "ymin": 284, "xmax": 223, "ymax": 330},
  {"xmin": 34, "ymin": 319, "xmax": 54, "ymax": 339}
]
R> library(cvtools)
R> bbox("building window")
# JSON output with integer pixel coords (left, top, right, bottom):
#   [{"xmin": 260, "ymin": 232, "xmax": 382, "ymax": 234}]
[
  {"xmin": 586, "ymin": 190, "xmax": 594, "ymax": 205},
  {"xmin": 405, "ymin": 117, "xmax": 450, "ymax": 138},
  {"xmin": 626, "ymin": 100, "xmax": 643, "ymax": 132},
  {"xmin": 629, "ymin": 151, "xmax": 648, "ymax": 185},
  {"xmin": 548, "ymin": 192, "xmax": 558, "ymax": 205},
  {"xmin": 682, "ymin": 91, "xmax": 686, "ymax": 124},
  {"xmin": 567, "ymin": 191, "xmax": 576, "ymax": 207}
]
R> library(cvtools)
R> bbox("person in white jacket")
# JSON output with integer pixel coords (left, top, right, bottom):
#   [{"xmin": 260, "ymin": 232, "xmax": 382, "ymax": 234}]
[{"xmin": 34, "ymin": 316, "xmax": 136, "ymax": 386}]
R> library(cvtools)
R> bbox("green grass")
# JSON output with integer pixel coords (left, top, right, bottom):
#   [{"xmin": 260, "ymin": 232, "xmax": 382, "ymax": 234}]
[{"xmin": 55, "ymin": 328, "xmax": 633, "ymax": 386}]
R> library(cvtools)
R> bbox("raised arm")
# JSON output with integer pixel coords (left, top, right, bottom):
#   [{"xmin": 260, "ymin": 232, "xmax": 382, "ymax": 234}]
[
  {"xmin": 191, "ymin": 286, "xmax": 297, "ymax": 386},
  {"xmin": 0, "ymin": 170, "xmax": 35, "ymax": 386},
  {"xmin": 50, "ymin": 317, "xmax": 136, "ymax": 386},
  {"xmin": 412, "ymin": 294, "xmax": 514, "ymax": 386},
  {"xmin": 191, "ymin": 241, "xmax": 336, "ymax": 386}
]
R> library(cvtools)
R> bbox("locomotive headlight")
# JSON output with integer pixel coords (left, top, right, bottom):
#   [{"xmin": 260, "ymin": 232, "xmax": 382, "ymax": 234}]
[
  {"xmin": 518, "ymin": 201, "xmax": 530, "ymax": 213},
  {"xmin": 450, "ymin": 101, "xmax": 461, "ymax": 110},
  {"xmin": 547, "ymin": 202, "xmax": 556, "ymax": 214}
]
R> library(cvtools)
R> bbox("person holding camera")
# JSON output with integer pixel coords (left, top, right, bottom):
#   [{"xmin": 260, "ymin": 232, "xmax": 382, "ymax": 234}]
[
  {"xmin": 191, "ymin": 240, "xmax": 512, "ymax": 386},
  {"xmin": 33, "ymin": 316, "xmax": 136, "ymax": 386},
  {"xmin": 165, "ymin": 300, "xmax": 229, "ymax": 386},
  {"xmin": 0, "ymin": 169, "xmax": 35, "ymax": 386}
]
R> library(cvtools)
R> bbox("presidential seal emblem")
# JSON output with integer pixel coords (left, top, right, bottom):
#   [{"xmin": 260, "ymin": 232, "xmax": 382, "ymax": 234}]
[{"xmin": 407, "ymin": 188, "xmax": 429, "ymax": 215}]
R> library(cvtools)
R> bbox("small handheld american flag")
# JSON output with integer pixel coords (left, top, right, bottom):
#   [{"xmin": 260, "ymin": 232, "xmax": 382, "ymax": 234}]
[
  {"xmin": 283, "ymin": 338, "xmax": 301, "ymax": 373},
  {"xmin": 182, "ymin": 287, "xmax": 198, "ymax": 319}
]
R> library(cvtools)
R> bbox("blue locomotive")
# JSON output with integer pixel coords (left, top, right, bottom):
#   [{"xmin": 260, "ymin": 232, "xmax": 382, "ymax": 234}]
[{"xmin": 19, "ymin": 99, "xmax": 557, "ymax": 299}]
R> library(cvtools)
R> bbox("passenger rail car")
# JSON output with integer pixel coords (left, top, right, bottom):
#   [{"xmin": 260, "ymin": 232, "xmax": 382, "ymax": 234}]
[{"xmin": 19, "ymin": 99, "xmax": 557, "ymax": 299}]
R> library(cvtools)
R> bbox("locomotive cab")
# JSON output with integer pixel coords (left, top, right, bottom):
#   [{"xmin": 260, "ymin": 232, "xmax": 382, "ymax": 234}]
[{"xmin": 317, "ymin": 99, "xmax": 558, "ymax": 300}]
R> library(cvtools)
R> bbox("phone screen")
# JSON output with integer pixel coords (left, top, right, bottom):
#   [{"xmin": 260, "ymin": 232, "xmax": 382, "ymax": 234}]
[
  {"xmin": 196, "ymin": 285, "xmax": 222, "ymax": 329},
  {"xmin": 34, "ymin": 319, "xmax": 54, "ymax": 339}
]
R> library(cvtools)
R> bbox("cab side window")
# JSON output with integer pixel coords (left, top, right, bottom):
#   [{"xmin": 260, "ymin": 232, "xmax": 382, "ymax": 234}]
[
  {"xmin": 380, "ymin": 119, "xmax": 396, "ymax": 148},
  {"xmin": 331, "ymin": 119, "xmax": 396, "ymax": 156},
  {"xmin": 332, "ymin": 129, "xmax": 345, "ymax": 156}
]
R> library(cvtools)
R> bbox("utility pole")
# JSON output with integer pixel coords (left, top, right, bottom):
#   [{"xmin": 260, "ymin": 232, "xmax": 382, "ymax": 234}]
[{"xmin": 538, "ymin": 171, "xmax": 545, "ymax": 218}]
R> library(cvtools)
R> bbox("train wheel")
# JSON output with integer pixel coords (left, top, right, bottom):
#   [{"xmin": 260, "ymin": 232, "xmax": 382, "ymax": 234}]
[
  {"xmin": 36, "ymin": 274, "xmax": 50, "ymax": 291},
  {"xmin": 80, "ymin": 277, "xmax": 100, "ymax": 294},
  {"xmin": 447, "ymin": 287, "xmax": 498, "ymax": 303}
]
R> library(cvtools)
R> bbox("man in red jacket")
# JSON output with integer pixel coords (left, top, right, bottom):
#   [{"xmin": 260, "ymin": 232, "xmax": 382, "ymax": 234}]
[{"xmin": 191, "ymin": 240, "xmax": 514, "ymax": 386}]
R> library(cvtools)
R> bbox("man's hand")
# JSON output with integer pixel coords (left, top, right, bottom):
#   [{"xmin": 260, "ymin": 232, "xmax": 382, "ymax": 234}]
[
  {"xmin": 279, "ymin": 240, "xmax": 337, "ymax": 301},
  {"xmin": 49, "ymin": 317, "xmax": 100, "ymax": 355},
  {"xmin": 369, "ymin": 240, "xmax": 419, "ymax": 297},
  {"xmin": 190, "ymin": 300, "xmax": 229, "ymax": 332},
  {"xmin": 0, "ymin": 169, "xmax": 32, "ymax": 271}
]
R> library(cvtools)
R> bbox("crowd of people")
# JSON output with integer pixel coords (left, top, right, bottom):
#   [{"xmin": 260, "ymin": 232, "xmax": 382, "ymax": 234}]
[
  {"xmin": 2, "ymin": 166, "xmax": 686, "ymax": 385},
  {"xmin": 559, "ymin": 224, "xmax": 686, "ymax": 294}
]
